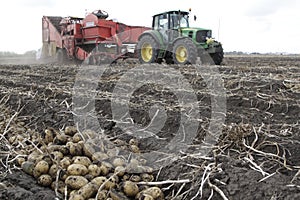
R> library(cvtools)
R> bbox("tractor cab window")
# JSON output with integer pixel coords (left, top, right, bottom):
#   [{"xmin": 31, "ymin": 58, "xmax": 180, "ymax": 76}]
[
  {"xmin": 170, "ymin": 13, "xmax": 189, "ymax": 29},
  {"xmin": 153, "ymin": 14, "xmax": 168, "ymax": 30}
]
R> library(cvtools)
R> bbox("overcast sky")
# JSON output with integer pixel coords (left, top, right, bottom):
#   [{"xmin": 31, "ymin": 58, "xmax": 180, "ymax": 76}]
[{"xmin": 0, "ymin": 0, "xmax": 299, "ymax": 54}]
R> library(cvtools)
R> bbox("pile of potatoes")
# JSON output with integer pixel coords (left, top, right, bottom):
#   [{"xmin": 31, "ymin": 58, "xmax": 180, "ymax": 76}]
[{"xmin": 16, "ymin": 126, "xmax": 164, "ymax": 200}]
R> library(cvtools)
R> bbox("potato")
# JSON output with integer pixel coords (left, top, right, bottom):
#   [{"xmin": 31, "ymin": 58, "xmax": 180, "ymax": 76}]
[
  {"xmin": 44, "ymin": 129, "xmax": 55, "ymax": 144},
  {"xmin": 49, "ymin": 164, "xmax": 59, "ymax": 178},
  {"xmin": 69, "ymin": 194, "xmax": 85, "ymax": 200},
  {"xmin": 92, "ymin": 152, "xmax": 109, "ymax": 162},
  {"xmin": 51, "ymin": 151, "xmax": 64, "ymax": 161},
  {"xmin": 122, "ymin": 181, "xmax": 139, "ymax": 197},
  {"xmin": 112, "ymin": 157, "xmax": 126, "ymax": 167},
  {"xmin": 65, "ymin": 176, "xmax": 88, "ymax": 190},
  {"xmin": 130, "ymin": 175, "xmax": 141, "ymax": 182},
  {"xmin": 140, "ymin": 187, "xmax": 164, "ymax": 200},
  {"xmin": 137, "ymin": 193, "xmax": 154, "ymax": 200},
  {"xmin": 77, "ymin": 182, "xmax": 98, "ymax": 199},
  {"xmin": 51, "ymin": 180, "xmax": 65, "ymax": 194},
  {"xmin": 73, "ymin": 133, "xmax": 83, "ymax": 143},
  {"xmin": 96, "ymin": 190, "xmax": 108, "ymax": 200},
  {"xmin": 129, "ymin": 138, "xmax": 138, "ymax": 146},
  {"xmin": 109, "ymin": 189, "xmax": 129, "ymax": 200},
  {"xmin": 33, "ymin": 160, "xmax": 49, "ymax": 178},
  {"xmin": 53, "ymin": 133, "xmax": 68, "ymax": 145},
  {"xmin": 60, "ymin": 157, "xmax": 72, "ymax": 169},
  {"xmin": 129, "ymin": 144, "xmax": 140, "ymax": 153},
  {"xmin": 67, "ymin": 164, "xmax": 88, "ymax": 176},
  {"xmin": 114, "ymin": 166, "xmax": 126, "ymax": 177},
  {"xmin": 91, "ymin": 176, "xmax": 107, "ymax": 187},
  {"xmin": 38, "ymin": 174, "xmax": 52, "ymax": 187},
  {"xmin": 16, "ymin": 157, "xmax": 26, "ymax": 166},
  {"xmin": 100, "ymin": 162, "xmax": 113, "ymax": 176},
  {"xmin": 73, "ymin": 156, "xmax": 92, "ymax": 167},
  {"xmin": 141, "ymin": 173, "xmax": 154, "ymax": 182},
  {"xmin": 27, "ymin": 151, "xmax": 43, "ymax": 163},
  {"xmin": 83, "ymin": 143, "xmax": 96, "ymax": 158},
  {"xmin": 88, "ymin": 164, "xmax": 101, "ymax": 177},
  {"xmin": 47, "ymin": 144, "xmax": 69, "ymax": 155},
  {"xmin": 67, "ymin": 142, "xmax": 83, "ymax": 156},
  {"xmin": 21, "ymin": 161, "xmax": 35, "ymax": 175},
  {"xmin": 64, "ymin": 126, "xmax": 77, "ymax": 136}
]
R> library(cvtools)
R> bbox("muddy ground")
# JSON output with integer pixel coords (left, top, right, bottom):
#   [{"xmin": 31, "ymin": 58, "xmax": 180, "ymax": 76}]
[{"xmin": 0, "ymin": 55, "xmax": 299, "ymax": 199}]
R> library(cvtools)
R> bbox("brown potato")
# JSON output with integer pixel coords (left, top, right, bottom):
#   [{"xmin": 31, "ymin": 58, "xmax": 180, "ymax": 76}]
[
  {"xmin": 69, "ymin": 194, "xmax": 85, "ymax": 200},
  {"xmin": 67, "ymin": 142, "xmax": 83, "ymax": 156},
  {"xmin": 60, "ymin": 157, "xmax": 72, "ymax": 169},
  {"xmin": 44, "ymin": 129, "xmax": 55, "ymax": 144},
  {"xmin": 47, "ymin": 144, "xmax": 69, "ymax": 155},
  {"xmin": 67, "ymin": 164, "xmax": 88, "ymax": 176},
  {"xmin": 88, "ymin": 164, "xmax": 101, "ymax": 177},
  {"xmin": 73, "ymin": 156, "xmax": 92, "ymax": 167},
  {"xmin": 64, "ymin": 126, "xmax": 77, "ymax": 136},
  {"xmin": 83, "ymin": 142, "xmax": 96, "ymax": 158},
  {"xmin": 91, "ymin": 176, "xmax": 107, "ymax": 187},
  {"xmin": 38, "ymin": 174, "xmax": 52, "ymax": 187},
  {"xmin": 114, "ymin": 166, "xmax": 126, "ymax": 177},
  {"xmin": 96, "ymin": 190, "xmax": 108, "ymax": 200},
  {"xmin": 51, "ymin": 151, "xmax": 64, "ymax": 161},
  {"xmin": 49, "ymin": 164, "xmax": 59, "ymax": 178},
  {"xmin": 140, "ymin": 187, "xmax": 164, "ymax": 200},
  {"xmin": 65, "ymin": 176, "xmax": 88, "ymax": 190},
  {"xmin": 109, "ymin": 189, "xmax": 129, "ymax": 200},
  {"xmin": 33, "ymin": 160, "xmax": 49, "ymax": 178},
  {"xmin": 73, "ymin": 132, "xmax": 83, "ymax": 143},
  {"xmin": 92, "ymin": 152, "xmax": 109, "ymax": 162},
  {"xmin": 77, "ymin": 182, "xmax": 98, "ymax": 199},
  {"xmin": 141, "ymin": 173, "xmax": 154, "ymax": 182},
  {"xmin": 112, "ymin": 157, "xmax": 126, "ymax": 167},
  {"xmin": 122, "ymin": 181, "xmax": 139, "ymax": 197},
  {"xmin": 53, "ymin": 133, "xmax": 69, "ymax": 145},
  {"xmin": 51, "ymin": 180, "xmax": 65, "ymax": 194},
  {"xmin": 129, "ymin": 138, "xmax": 138, "ymax": 146}
]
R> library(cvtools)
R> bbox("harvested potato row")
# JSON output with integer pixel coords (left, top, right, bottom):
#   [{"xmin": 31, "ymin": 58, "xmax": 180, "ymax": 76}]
[{"xmin": 16, "ymin": 126, "xmax": 165, "ymax": 200}]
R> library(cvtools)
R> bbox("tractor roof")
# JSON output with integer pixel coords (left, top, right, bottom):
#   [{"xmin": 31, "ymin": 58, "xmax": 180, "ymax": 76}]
[{"xmin": 153, "ymin": 10, "xmax": 189, "ymax": 17}]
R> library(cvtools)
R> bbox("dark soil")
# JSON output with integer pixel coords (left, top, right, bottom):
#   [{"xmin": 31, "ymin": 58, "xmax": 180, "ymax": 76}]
[{"xmin": 0, "ymin": 55, "xmax": 300, "ymax": 199}]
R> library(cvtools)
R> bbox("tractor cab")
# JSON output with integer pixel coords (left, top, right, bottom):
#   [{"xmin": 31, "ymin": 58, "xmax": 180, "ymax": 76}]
[{"xmin": 152, "ymin": 11, "xmax": 190, "ymax": 42}]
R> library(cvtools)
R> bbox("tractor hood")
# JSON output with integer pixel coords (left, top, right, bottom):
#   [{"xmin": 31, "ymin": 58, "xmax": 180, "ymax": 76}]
[{"xmin": 179, "ymin": 27, "xmax": 213, "ymax": 44}]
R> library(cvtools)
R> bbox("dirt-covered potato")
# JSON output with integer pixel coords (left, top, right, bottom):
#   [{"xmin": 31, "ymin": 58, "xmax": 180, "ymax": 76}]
[
  {"xmin": 67, "ymin": 163, "xmax": 88, "ymax": 176},
  {"xmin": 141, "ymin": 173, "xmax": 154, "ymax": 182},
  {"xmin": 21, "ymin": 161, "xmax": 35, "ymax": 175},
  {"xmin": 67, "ymin": 142, "xmax": 83, "ymax": 156},
  {"xmin": 77, "ymin": 182, "xmax": 98, "ymax": 199},
  {"xmin": 49, "ymin": 164, "xmax": 59, "ymax": 178},
  {"xmin": 130, "ymin": 175, "xmax": 141, "ymax": 182},
  {"xmin": 53, "ymin": 133, "xmax": 68, "ymax": 145},
  {"xmin": 96, "ymin": 190, "xmax": 108, "ymax": 200},
  {"xmin": 109, "ymin": 189, "xmax": 130, "ymax": 200},
  {"xmin": 60, "ymin": 157, "xmax": 72, "ymax": 169},
  {"xmin": 122, "ymin": 181, "xmax": 139, "ymax": 197},
  {"xmin": 72, "ymin": 133, "xmax": 83, "ymax": 143},
  {"xmin": 16, "ymin": 157, "xmax": 26, "ymax": 166},
  {"xmin": 73, "ymin": 156, "xmax": 92, "ymax": 167},
  {"xmin": 137, "ymin": 193, "xmax": 154, "ymax": 200},
  {"xmin": 37, "ymin": 174, "xmax": 52, "ymax": 187},
  {"xmin": 114, "ymin": 166, "xmax": 126, "ymax": 177},
  {"xmin": 83, "ymin": 142, "xmax": 96, "ymax": 158},
  {"xmin": 50, "ymin": 151, "xmax": 64, "ymax": 161},
  {"xmin": 138, "ymin": 187, "xmax": 164, "ymax": 200},
  {"xmin": 44, "ymin": 128, "xmax": 55, "ymax": 144},
  {"xmin": 27, "ymin": 151, "xmax": 43, "ymax": 163},
  {"xmin": 47, "ymin": 144, "xmax": 69, "ymax": 155},
  {"xmin": 100, "ymin": 162, "xmax": 113, "ymax": 176},
  {"xmin": 51, "ymin": 180, "xmax": 65, "ymax": 194},
  {"xmin": 129, "ymin": 138, "xmax": 138, "ymax": 146},
  {"xmin": 88, "ymin": 164, "xmax": 101, "ymax": 177},
  {"xmin": 65, "ymin": 175, "xmax": 89, "ymax": 190},
  {"xmin": 64, "ymin": 126, "xmax": 77, "ymax": 136},
  {"xmin": 112, "ymin": 157, "xmax": 126, "ymax": 167},
  {"xmin": 129, "ymin": 144, "xmax": 140, "ymax": 153},
  {"xmin": 92, "ymin": 152, "xmax": 109, "ymax": 162},
  {"xmin": 91, "ymin": 176, "xmax": 107, "ymax": 187},
  {"xmin": 69, "ymin": 194, "xmax": 85, "ymax": 200},
  {"xmin": 33, "ymin": 160, "xmax": 49, "ymax": 178}
]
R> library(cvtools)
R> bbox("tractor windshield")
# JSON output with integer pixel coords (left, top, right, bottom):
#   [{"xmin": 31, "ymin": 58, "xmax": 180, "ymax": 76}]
[{"xmin": 170, "ymin": 13, "xmax": 189, "ymax": 29}]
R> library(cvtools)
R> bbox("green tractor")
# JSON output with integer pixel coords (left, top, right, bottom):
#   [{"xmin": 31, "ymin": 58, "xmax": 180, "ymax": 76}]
[{"xmin": 136, "ymin": 10, "xmax": 224, "ymax": 65}]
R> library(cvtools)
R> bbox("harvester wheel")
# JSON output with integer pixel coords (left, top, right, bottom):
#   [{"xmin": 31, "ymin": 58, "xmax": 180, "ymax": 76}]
[
  {"xmin": 210, "ymin": 46, "xmax": 224, "ymax": 65},
  {"xmin": 172, "ymin": 38, "xmax": 197, "ymax": 64},
  {"xmin": 137, "ymin": 35, "xmax": 159, "ymax": 63},
  {"xmin": 56, "ymin": 49, "xmax": 67, "ymax": 64}
]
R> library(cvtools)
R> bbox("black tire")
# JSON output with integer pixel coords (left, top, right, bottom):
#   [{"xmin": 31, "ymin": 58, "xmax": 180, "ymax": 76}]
[
  {"xmin": 172, "ymin": 38, "xmax": 197, "ymax": 64},
  {"xmin": 137, "ymin": 35, "xmax": 159, "ymax": 63},
  {"xmin": 210, "ymin": 45, "xmax": 224, "ymax": 65},
  {"xmin": 56, "ymin": 48, "xmax": 67, "ymax": 64}
]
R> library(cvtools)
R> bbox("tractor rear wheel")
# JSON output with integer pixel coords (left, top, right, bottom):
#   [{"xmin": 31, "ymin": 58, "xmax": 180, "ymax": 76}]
[
  {"xmin": 137, "ymin": 35, "xmax": 159, "ymax": 63},
  {"xmin": 172, "ymin": 38, "xmax": 197, "ymax": 64}
]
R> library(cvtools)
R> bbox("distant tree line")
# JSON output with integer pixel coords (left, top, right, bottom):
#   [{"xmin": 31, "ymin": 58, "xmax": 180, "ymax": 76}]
[{"xmin": 0, "ymin": 50, "xmax": 37, "ymax": 58}]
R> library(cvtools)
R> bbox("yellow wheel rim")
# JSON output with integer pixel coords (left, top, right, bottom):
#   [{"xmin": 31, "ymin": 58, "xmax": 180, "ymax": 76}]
[
  {"xmin": 141, "ymin": 43, "xmax": 153, "ymax": 62},
  {"xmin": 175, "ymin": 45, "xmax": 188, "ymax": 63}
]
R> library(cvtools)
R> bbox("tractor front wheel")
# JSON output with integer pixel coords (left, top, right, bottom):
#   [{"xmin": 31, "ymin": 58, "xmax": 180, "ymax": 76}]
[
  {"xmin": 210, "ymin": 46, "xmax": 224, "ymax": 65},
  {"xmin": 137, "ymin": 35, "xmax": 159, "ymax": 63},
  {"xmin": 172, "ymin": 38, "xmax": 197, "ymax": 64}
]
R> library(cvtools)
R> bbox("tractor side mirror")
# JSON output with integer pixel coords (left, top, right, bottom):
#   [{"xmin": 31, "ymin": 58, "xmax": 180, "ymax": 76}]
[{"xmin": 194, "ymin": 15, "xmax": 197, "ymax": 21}]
